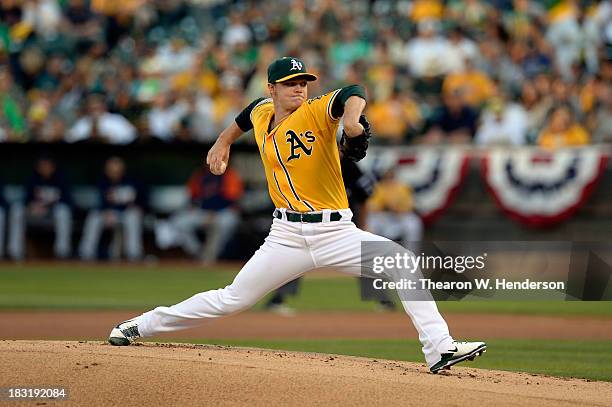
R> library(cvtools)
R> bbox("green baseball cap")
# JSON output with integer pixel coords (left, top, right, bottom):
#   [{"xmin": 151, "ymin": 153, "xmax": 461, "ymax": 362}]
[{"xmin": 267, "ymin": 57, "xmax": 318, "ymax": 84}]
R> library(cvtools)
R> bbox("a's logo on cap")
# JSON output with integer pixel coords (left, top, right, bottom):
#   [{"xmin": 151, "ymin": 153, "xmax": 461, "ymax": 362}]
[{"xmin": 290, "ymin": 59, "xmax": 303, "ymax": 71}]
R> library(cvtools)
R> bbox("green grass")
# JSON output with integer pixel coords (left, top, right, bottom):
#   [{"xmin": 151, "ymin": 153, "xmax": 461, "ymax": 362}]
[
  {"xmin": 0, "ymin": 264, "xmax": 611, "ymax": 316},
  {"xmin": 0, "ymin": 266, "xmax": 233, "ymax": 309},
  {"xmin": 165, "ymin": 338, "xmax": 612, "ymax": 382}
]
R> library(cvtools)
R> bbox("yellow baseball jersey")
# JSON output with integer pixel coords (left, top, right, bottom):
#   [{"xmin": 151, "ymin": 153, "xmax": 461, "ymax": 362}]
[{"xmin": 236, "ymin": 86, "xmax": 364, "ymax": 212}]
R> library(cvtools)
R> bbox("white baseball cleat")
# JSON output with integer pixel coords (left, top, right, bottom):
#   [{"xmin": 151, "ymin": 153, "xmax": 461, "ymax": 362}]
[
  {"xmin": 430, "ymin": 341, "xmax": 487, "ymax": 373},
  {"xmin": 108, "ymin": 318, "xmax": 141, "ymax": 346}
]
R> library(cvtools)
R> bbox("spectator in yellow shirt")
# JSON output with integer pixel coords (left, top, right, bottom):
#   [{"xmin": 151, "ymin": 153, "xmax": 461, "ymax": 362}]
[
  {"xmin": 443, "ymin": 57, "xmax": 495, "ymax": 108},
  {"xmin": 538, "ymin": 105, "xmax": 589, "ymax": 148},
  {"xmin": 91, "ymin": 0, "xmax": 145, "ymax": 16},
  {"xmin": 367, "ymin": 89, "xmax": 422, "ymax": 144},
  {"xmin": 367, "ymin": 169, "xmax": 423, "ymax": 247},
  {"xmin": 410, "ymin": 0, "xmax": 444, "ymax": 22}
]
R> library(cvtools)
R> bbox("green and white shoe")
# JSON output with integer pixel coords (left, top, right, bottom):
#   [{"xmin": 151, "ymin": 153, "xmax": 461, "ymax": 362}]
[
  {"xmin": 108, "ymin": 318, "xmax": 141, "ymax": 346},
  {"xmin": 430, "ymin": 341, "xmax": 487, "ymax": 373}
]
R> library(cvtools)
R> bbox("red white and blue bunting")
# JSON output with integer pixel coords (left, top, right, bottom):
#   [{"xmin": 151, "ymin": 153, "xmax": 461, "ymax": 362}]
[
  {"xmin": 362, "ymin": 148, "xmax": 470, "ymax": 224},
  {"xmin": 482, "ymin": 147, "xmax": 608, "ymax": 227}
]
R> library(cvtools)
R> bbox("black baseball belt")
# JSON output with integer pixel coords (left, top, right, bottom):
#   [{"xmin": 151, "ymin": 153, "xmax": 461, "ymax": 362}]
[{"xmin": 273, "ymin": 209, "xmax": 342, "ymax": 223}]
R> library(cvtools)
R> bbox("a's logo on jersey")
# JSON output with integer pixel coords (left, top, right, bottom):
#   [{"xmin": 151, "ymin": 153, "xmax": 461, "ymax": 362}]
[
  {"xmin": 290, "ymin": 59, "xmax": 303, "ymax": 71},
  {"xmin": 286, "ymin": 130, "xmax": 315, "ymax": 161}
]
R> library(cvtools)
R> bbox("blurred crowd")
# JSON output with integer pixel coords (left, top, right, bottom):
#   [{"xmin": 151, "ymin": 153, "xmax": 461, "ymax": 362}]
[{"xmin": 1, "ymin": 0, "xmax": 611, "ymax": 147}]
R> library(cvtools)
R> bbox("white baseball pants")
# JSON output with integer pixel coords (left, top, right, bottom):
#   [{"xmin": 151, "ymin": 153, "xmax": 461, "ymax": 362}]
[
  {"xmin": 79, "ymin": 208, "xmax": 143, "ymax": 261},
  {"xmin": 137, "ymin": 209, "xmax": 454, "ymax": 367},
  {"xmin": 8, "ymin": 202, "xmax": 72, "ymax": 259}
]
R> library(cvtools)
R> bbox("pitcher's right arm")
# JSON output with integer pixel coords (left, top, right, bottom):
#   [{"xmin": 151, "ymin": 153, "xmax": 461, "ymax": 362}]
[{"xmin": 206, "ymin": 97, "xmax": 267, "ymax": 175}]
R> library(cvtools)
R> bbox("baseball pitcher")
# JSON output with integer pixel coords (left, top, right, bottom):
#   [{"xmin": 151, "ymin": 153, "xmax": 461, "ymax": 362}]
[{"xmin": 109, "ymin": 57, "xmax": 486, "ymax": 373}]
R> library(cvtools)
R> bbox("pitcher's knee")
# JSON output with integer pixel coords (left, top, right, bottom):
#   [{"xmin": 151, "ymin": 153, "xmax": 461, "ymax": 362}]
[{"xmin": 214, "ymin": 288, "xmax": 257, "ymax": 315}]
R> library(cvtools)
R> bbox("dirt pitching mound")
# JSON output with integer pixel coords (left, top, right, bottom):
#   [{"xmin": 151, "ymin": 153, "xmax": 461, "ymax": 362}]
[{"xmin": 1, "ymin": 341, "xmax": 610, "ymax": 407}]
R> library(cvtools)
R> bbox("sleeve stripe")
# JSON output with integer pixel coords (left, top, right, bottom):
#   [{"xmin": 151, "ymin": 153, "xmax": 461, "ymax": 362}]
[
  {"xmin": 250, "ymin": 98, "xmax": 273, "ymax": 123},
  {"xmin": 327, "ymin": 89, "xmax": 342, "ymax": 121},
  {"xmin": 255, "ymin": 97, "xmax": 273, "ymax": 108}
]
